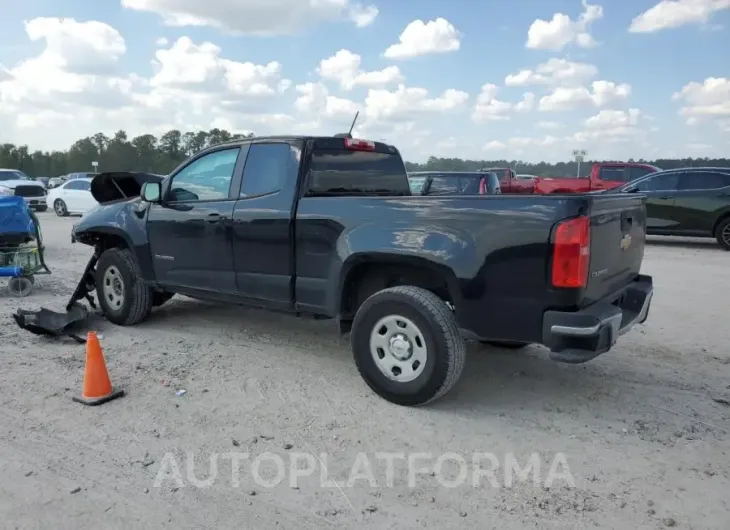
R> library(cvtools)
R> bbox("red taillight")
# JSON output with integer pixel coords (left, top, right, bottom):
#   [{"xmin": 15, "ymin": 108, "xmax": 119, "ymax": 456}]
[
  {"xmin": 479, "ymin": 177, "xmax": 486, "ymax": 194},
  {"xmin": 551, "ymin": 216, "xmax": 590, "ymax": 288},
  {"xmin": 344, "ymin": 137, "xmax": 376, "ymax": 151}
]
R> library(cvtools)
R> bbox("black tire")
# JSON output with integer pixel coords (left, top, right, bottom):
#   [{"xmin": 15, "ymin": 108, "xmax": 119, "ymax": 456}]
[
  {"xmin": 714, "ymin": 217, "xmax": 730, "ymax": 251},
  {"xmin": 479, "ymin": 340, "xmax": 531, "ymax": 350},
  {"xmin": 153, "ymin": 291, "xmax": 175, "ymax": 307},
  {"xmin": 53, "ymin": 199, "xmax": 68, "ymax": 217},
  {"xmin": 95, "ymin": 247, "xmax": 154, "ymax": 325},
  {"xmin": 351, "ymin": 286, "xmax": 466, "ymax": 406}
]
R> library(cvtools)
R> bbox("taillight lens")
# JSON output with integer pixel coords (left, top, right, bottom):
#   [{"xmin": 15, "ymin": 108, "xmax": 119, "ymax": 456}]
[
  {"xmin": 344, "ymin": 137, "xmax": 376, "ymax": 151},
  {"xmin": 552, "ymin": 216, "xmax": 590, "ymax": 288}
]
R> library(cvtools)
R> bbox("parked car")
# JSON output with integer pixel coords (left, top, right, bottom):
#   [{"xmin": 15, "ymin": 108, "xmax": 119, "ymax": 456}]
[
  {"xmin": 408, "ymin": 171, "xmax": 501, "ymax": 195},
  {"xmin": 534, "ymin": 162, "xmax": 661, "ymax": 194},
  {"xmin": 0, "ymin": 168, "xmax": 48, "ymax": 211},
  {"xmin": 611, "ymin": 167, "xmax": 730, "ymax": 250},
  {"xmin": 478, "ymin": 167, "xmax": 534, "ymax": 193},
  {"xmin": 47, "ymin": 177, "xmax": 65, "ymax": 189},
  {"xmin": 67, "ymin": 134, "xmax": 653, "ymax": 406},
  {"xmin": 46, "ymin": 178, "xmax": 97, "ymax": 216}
]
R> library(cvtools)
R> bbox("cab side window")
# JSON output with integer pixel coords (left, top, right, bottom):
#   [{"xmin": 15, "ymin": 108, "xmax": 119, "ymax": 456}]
[
  {"xmin": 168, "ymin": 148, "xmax": 240, "ymax": 202},
  {"xmin": 678, "ymin": 172, "xmax": 730, "ymax": 190},
  {"xmin": 240, "ymin": 143, "xmax": 297, "ymax": 198},
  {"xmin": 629, "ymin": 167, "xmax": 654, "ymax": 181},
  {"xmin": 599, "ymin": 167, "xmax": 628, "ymax": 182},
  {"xmin": 634, "ymin": 173, "xmax": 680, "ymax": 192}
]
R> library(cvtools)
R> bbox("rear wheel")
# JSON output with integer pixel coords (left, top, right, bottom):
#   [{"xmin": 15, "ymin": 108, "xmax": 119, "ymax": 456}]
[
  {"xmin": 95, "ymin": 248, "xmax": 154, "ymax": 325},
  {"xmin": 351, "ymin": 286, "xmax": 466, "ymax": 406},
  {"xmin": 54, "ymin": 199, "xmax": 68, "ymax": 217},
  {"xmin": 715, "ymin": 217, "xmax": 730, "ymax": 251}
]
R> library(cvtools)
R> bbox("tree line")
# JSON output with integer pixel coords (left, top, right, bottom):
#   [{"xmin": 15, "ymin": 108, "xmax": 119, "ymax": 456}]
[{"xmin": 1, "ymin": 128, "xmax": 728, "ymax": 178}]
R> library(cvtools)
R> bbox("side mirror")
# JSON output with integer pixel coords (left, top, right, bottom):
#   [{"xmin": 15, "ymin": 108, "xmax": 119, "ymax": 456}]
[{"xmin": 141, "ymin": 182, "xmax": 161, "ymax": 203}]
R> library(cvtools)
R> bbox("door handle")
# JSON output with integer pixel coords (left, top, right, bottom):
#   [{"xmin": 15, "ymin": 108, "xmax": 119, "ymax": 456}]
[
  {"xmin": 621, "ymin": 214, "xmax": 633, "ymax": 232},
  {"xmin": 205, "ymin": 213, "xmax": 221, "ymax": 223},
  {"xmin": 657, "ymin": 195, "xmax": 674, "ymax": 200}
]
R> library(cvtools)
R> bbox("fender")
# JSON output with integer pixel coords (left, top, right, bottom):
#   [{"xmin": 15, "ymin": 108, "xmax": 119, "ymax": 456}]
[
  {"xmin": 71, "ymin": 199, "xmax": 156, "ymax": 282},
  {"xmin": 323, "ymin": 222, "xmax": 479, "ymax": 317}
]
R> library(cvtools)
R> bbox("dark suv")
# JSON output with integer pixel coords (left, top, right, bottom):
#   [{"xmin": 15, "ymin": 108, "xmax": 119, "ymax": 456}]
[{"xmin": 615, "ymin": 167, "xmax": 730, "ymax": 249}]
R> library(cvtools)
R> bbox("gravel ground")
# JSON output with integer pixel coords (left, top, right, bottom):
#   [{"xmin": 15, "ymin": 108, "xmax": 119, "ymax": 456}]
[{"xmin": 1, "ymin": 212, "xmax": 729, "ymax": 529}]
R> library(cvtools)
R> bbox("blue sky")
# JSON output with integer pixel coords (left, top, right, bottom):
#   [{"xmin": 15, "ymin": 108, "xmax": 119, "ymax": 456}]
[{"xmin": 1, "ymin": 0, "xmax": 729, "ymax": 162}]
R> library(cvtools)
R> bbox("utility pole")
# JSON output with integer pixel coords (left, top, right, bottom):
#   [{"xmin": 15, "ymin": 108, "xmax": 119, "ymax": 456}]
[{"xmin": 572, "ymin": 149, "xmax": 586, "ymax": 177}]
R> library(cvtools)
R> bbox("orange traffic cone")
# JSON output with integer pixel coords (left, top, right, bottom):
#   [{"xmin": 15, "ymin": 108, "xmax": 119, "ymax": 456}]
[{"xmin": 72, "ymin": 331, "xmax": 125, "ymax": 406}]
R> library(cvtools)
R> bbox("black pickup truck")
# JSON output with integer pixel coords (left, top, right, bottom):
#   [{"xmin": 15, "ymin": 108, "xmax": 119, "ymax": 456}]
[{"xmin": 66, "ymin": 135, "xmax": 653, "ymax": 406}]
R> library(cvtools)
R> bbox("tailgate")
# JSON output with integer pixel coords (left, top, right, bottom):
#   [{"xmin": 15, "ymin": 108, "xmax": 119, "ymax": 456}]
[{"xmin": 584, "ymin": 195, "xmax": 647, "ymax": 305}]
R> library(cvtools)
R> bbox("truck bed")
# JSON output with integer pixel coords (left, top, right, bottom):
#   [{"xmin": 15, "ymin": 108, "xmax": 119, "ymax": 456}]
[{"xmin": 294, "ymin": 193, "xmax": 647, "ymax": 344}]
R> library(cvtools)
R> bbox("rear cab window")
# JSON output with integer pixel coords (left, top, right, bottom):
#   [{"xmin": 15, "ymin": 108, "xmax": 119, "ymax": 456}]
[
  {"xmin": 306, "ymin": 137, "xmax": 410, "ymax": 196},
  {"xmin": 598, "ymin": 166, "xmax": 628, "ymax": 182}
]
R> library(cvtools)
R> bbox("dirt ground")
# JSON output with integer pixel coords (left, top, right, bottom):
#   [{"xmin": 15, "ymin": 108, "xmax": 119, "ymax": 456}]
[{"xmin": 1, "ymin": 212, "xmax": 728, "ymax": 530}]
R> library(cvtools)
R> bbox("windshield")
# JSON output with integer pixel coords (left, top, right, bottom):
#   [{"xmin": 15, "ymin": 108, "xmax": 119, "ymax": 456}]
[{"xmin": 0, "ymin": 170, "xmax": 28, "ymax": 182}]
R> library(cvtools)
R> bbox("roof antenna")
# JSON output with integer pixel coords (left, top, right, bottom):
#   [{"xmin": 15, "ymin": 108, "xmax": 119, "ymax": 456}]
[
  {"xmin": 347, "ymin": 111, "xmax": 359, "ymax": 137},
  {"xmin": 333, "ymin": 112, "xmax": 360, "ymax": 139}
]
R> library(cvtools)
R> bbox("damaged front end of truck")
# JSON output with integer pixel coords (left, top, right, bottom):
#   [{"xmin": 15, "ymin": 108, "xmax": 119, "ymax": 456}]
[{"xmin": 13, "ymin": 171, "xmax": 164, "ymax": 340}]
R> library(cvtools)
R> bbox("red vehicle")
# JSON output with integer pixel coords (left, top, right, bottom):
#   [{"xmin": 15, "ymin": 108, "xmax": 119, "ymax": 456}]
[
  {"xmin": 479, "ymin": 167, "xmax": 535, "ymax": 193},
  {"xmin": 534, "ymin": 162, "xmax": 661, "ymax": 194}
]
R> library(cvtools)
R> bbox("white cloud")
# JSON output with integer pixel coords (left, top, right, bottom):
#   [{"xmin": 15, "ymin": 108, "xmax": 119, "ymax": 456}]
[
  {"xmin": 316, "ymin": 49, "xmax": 403, "ymax": 90},
  {"xmin": 672, "ymin": 77, "xmax": 730, "ymax": 124},
  {"xmin": 585, "ymin": 108, "xmax": 641, "ymax": 129},
  {"xmin": 121, "ymin": 0, "xmax": 378, "ymax": 35},
  {"xmin": 507, "ymin": 135, "xmax": 560, "ymax": 148},
  {"xmin": 484, "ymin": 140, "xmax": 507, "ymax": 151},
  {"xmin": 505, "ymin": 58, "xmax": 598, "ymax": 87},
  {"xmin": 567, "ymin": 108, "xmax": 646, "ymax": 144},
  {"xmin": 149, "ymin": 37, "xmax": 288, "ymax": 97},
  {"xmin": 0, "ymin": 17, "xmax": 136, "ymax": 113},
  {"xmin": 349, "ymin": 4, "xmax": 379, "ymax": 27},
  {"xmin": 472, "ymin": 83, "xmax": 512, "ymax": 122},
  {"xmin": 294, "ymin": 82, "xmax": 362, "ymax": 120},
  {"xmin": 364, "ymin": 84, "xmax": 468, "ymax": 122},
  {"xmin": 514, "ymin": 92, "xmax": 536, "ymax": 112},
  {"xmin": 25, "ymin": 17, "xmax": 126, "ymax": 75},
  {"xmin": 629, "ymin": 0, "xmax": 730, "ymax": 33},
  {"xmin": 539, "ymin": 80, "xmax": 631, "ymax": 111},
  {"xmin": 384, "ymin": 18, "xmax": 461, "ymax": 59},
  {"xmin": 0, "ymin": 24, "xmax": 296, "ymax": 148},
  {"xmin": 526, "ymin": 0, "xmax": 603, "ymax": 50},
  {"xmin": 536, "ymin": 121, "xmax": 564, "ymax": 130}
]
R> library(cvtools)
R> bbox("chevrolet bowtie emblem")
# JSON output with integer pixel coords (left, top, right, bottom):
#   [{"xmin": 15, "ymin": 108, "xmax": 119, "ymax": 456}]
[{"xmin": 620, "ymin": 233, "xmax": 632, "ymax": 251}]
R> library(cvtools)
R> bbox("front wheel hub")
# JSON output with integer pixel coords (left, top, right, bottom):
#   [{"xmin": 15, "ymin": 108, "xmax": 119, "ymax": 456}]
[{"xmin": 369, "ymin": 315, "xmax": 428, "ymax": 383}]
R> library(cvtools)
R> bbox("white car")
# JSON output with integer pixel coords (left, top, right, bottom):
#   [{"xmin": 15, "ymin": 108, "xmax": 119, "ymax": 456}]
[
  {"xmin": 0, "ymin": 168, "xmax": 48, "ymax": 211},
  {"xmin": 46, "ymin": 178, "xmax": 98, "ymax": 216}
]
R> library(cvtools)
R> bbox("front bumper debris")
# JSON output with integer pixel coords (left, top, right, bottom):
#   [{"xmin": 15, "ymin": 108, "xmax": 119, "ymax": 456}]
[{"xmin": 12, "ymin": 252, "xmax": 99, "ymax": 342}]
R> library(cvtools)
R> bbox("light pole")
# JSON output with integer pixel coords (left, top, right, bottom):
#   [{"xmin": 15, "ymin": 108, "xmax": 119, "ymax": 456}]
[{"xmin": 572, "ymin": 149, "xmax": 586, "ymax": 178}]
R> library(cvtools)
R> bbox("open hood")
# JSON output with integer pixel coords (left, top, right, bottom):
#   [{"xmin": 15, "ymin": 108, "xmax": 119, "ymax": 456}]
[{"xmin": 90, "ymin": 171, "xmax": 165, "ymax": 204}]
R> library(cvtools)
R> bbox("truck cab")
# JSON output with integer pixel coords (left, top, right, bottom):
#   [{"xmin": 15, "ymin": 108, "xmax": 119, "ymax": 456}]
[{"xmin": 534, "ymin": 162, "xmax": 661, "ymax": 194}]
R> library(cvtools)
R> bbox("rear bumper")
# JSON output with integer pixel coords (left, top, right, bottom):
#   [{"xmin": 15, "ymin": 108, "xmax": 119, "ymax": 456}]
[{"xmin": 542, "ymin": 274, "xmax": 653, "ymax": 363}]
